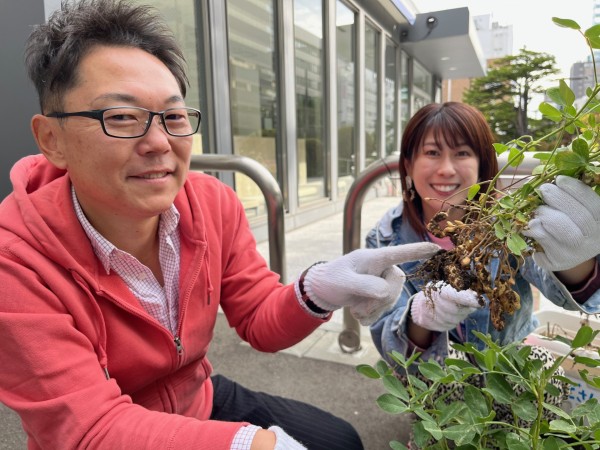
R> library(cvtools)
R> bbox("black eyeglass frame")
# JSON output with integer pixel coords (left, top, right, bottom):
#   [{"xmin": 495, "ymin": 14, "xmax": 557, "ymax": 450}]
[{"xmin": 45, "ymin": 106, "xmax": 202, "ymax": 139}]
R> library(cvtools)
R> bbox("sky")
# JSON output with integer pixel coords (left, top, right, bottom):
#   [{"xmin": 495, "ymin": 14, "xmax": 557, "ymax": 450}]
[{"xmin": 418, "ymin": 0, "xmax": 596, "ymax": 79}]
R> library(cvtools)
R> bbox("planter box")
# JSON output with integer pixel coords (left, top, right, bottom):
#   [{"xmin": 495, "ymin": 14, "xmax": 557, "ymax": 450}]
[{"xmin": 525, "ymin": 309, "xmax": 600, "ymax": 411}]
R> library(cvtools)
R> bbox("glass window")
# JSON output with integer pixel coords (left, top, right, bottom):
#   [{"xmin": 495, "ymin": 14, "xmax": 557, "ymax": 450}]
[
  {"xmin": 294, "ymin": 0, "xmax": 327, "ymax": 206},
  {"xmin": 413, "ymin": 60, "xmax": 433, "ymax": 111},
  {"xmin": 400, "ymin": 51, "xmax": 410, "ymax": 132},
  {"xmin": 336, "ymin": 1, "xmax": 356, "ymax": 196},
  {"xmin": 364, "ymin": 22, "xmax": 380, "ymax": 169},
  {"xmin": 227, "ymin": 0, "xmax": 278, "ymax": 218},
  {"xmin": 384, "ymin": 38, "xmax": 398, "ymax": 156},
  {"xmin": 144, "ymin": 0, "xmax": 204, "ymax": 155}
]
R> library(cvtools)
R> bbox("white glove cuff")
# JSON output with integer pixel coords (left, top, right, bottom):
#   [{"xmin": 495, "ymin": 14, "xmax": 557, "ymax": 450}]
[
  {"xmin": 269, "ymin": 426, "xmax": 307, "ymax": 450},
  {"xmin": 302, "ymin": 262, "xmax": 340, "ymax": 312}
]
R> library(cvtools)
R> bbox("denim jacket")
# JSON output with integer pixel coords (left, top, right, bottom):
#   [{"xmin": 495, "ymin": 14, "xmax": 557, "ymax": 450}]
[{"xmin": 366, "ymin": 201, "xmax": 600, "ymax": 365}]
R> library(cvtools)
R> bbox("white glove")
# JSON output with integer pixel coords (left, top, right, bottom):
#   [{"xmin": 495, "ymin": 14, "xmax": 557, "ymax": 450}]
[
  {"xmin": 303, "ymin": 243, "xmax": 440, "ymax": 325},
  {"xmin": 522, "ymin": 175, "xmax": 600, "ymax": 271},
  {"xmin": 269, "ymin": 426, "xmax": 307, "ymax": 450},
  {"xmin": 410, "ymin": 283, "xmax": 481, "ymax": 332}
]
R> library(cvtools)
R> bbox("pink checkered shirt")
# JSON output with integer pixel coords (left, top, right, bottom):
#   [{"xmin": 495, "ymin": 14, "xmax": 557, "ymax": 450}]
[{"xmin": 71, "ymin": 186, "xmax": 181, "ymax": 334}]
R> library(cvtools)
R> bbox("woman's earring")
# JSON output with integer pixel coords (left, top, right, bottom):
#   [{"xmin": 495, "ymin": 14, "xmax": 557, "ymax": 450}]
[{"xmin": 403, "ymin": 176, "xmax": 416, "ymax": 202}]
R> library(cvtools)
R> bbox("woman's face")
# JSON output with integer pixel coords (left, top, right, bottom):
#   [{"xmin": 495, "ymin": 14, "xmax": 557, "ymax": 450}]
[{"xmin": 406, "ymin": 130, "xmax": 480, "ymax": 225}]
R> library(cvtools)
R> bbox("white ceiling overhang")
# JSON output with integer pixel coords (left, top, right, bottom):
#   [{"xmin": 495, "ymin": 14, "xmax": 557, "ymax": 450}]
[{"xmin": 400, "ymin": 7, "xmax": 487, "ymax": 79}]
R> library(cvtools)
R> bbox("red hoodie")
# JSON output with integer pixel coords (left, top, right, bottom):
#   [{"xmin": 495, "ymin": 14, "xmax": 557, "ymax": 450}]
[{"xmin": 0, "ymin": 154, "xmax": 327, "ymax": 449}]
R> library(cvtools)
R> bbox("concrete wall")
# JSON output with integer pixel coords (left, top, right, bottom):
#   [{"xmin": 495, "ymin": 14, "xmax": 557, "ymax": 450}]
[{"xmin": 0, "ymin": 0, "xmax": 45, "ymax": 200}]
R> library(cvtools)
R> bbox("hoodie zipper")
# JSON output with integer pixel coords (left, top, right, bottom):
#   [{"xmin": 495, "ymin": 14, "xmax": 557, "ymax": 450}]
[{"xmin": 173, "ymin": 336, "xmax": 184, "ymax": 356}]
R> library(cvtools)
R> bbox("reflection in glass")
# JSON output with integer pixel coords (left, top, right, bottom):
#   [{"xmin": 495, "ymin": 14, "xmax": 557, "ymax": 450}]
[
  {"xmin": 336, "ymin": 1, "xmax": 356, "ymax": 196},
  {"xmin": 294, "ymin": 0, "xmax": 327, "ymax": 206},
  {"xmin": 413, "ymin": 60, "xmax": 433, "ymax": 112},
  {"xmin": 364, "ymin": 22, "xmax": 380, "ymax": 169},
  {"xmin": 144, "ymin": 0, "xmax": 204, "ymax": 155},
  {"xmin": 400, "ymin": 51, "xmax": 410, "ymax": 131},
  {"xmin": 227, "ymin": 0, "xmax": 278, "ymax": 218},
  {"xmin": 384, "ymin": 39, "xmax": 397, "ymax": 156}
]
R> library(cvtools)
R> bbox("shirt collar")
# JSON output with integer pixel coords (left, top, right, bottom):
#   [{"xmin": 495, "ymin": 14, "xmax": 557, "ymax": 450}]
[{"xmin": 71, "ymin": 185, "xmax": 180, "ymax": 274}]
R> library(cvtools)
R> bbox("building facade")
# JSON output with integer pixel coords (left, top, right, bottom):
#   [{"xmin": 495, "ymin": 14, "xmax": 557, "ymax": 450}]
[
  {"xmin": 2, "ymin": 0, "xmax": 485, "ymax": 237},
  {"xmin": 441, "ymin": 13, "xmax": 512, "ymax": 103}
]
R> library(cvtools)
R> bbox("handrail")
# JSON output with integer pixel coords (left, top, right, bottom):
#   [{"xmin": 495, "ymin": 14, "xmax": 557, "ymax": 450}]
[
  {"xmin": 338, "ymin": 151, "xmax": 538, "ymax": 353},
  {"xmin": 190, "ymin": 154, "xmax": 286, "ymax": 281},
  {"xmin": 339, "ymin": 155, "xmax": 399, "ymax": 353}
]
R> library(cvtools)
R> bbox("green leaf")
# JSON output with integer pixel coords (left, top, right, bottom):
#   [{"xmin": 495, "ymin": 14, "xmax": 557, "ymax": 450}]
[
  {"xmin": 585, "ymin": 23, "xmax": 600, "ymax": 40},
  {"xmin": 493, "ymin": 142, "xmax": 508, "ymax": 155},
  {"xmin": 533, "ymin": 152, "xmax": 553, "ymax": 162},
  {"xmin": 571, "ymin": 137, "xmax": 590, "ymax": 160},
  {"xmin": 559, "ymin": 79, "xmax": 576, "ymax": 107},
  {"xmin": 467, "ymin": 183, "xmax": 480, "ymax": 201},
  {"xmin": 555, "ymin": 150, "xmax": 587, "ymax": 174},
  {"xmin": 375, "ymin": 359, "xmax": 390, "ymax": 375},
  {"xmin": 539, "ymin": 102, "xmax": 563, "ymax": 122},
  {"xmin": 553, "ymin": 17, "xmax": 581, "ymax": 29},
  {"xmin": 356, "ymin": 364, "xmax": 380, "ymax": 379},
  {"xmin": 439, "ymin": 401, "xmax": 467, "ymax": 426},
  {"xmin": 389, "ymin": 441, "xmax": 409, "ymax": 450},
  {"xmin": 464, "ymin": 384, "xmax": 489, "ymax": 418},
  {"xmin": 505, "ymin": 432, "xmax": 530, "ymax": 450},
  {"xmin": 419, "ymin": 361, "xmax": 447, "ymax": 382},
  {"xmin": 483, "ymin": 373, "xmax": 514, "ymax": 404},
  {"xmin": 376, "ymin": 393, "xmax": 408, "ymax": 414},
  {"xmin": 513, "ymin": 397, "xmax": 538, "ymax": 421},
  {"xmin": 545, "ymin": 86, "xmax": 564, "ymax": 106},
  {"xmin": 573, "ymin": 355, "xmax": 600, "ymax": 367},
  {"xmin": 442, "ymin": 424, "xmax": 478, "ymax": 445},
  {"xmin": 508, "ymin": 147, "xmax": 525, "ymax": 166},
  {"xmin": 507, "ymin": 233, "xmax": 528, "ymax": 255},
  {"xmin": 573, "ymin": 325, "xmax": 595, "ymax": 348},
  {"xmin": 493, "ymin": 221, "xmax": 507, "ymax": 240},
  {"xmin": 421, "ymin": 420, "xmax": 443, "ymax": 440},
  {"xmin": 412, "ymin": 421, "xmax": 432, "ymax": 448},
  {"xmin": 541, "ymin": 436, "xmax": 565, "ymax": 450},
  {"xmin": 382, "ymin": 374, "xmax": 409, "ymax": 401},
  {"xmin": 543, "ymin": 401, "xmax": 572, "ymax": 420},
  {"xmin": 548, "ymin": 419, "xmax": 578, "ymax": 434}
]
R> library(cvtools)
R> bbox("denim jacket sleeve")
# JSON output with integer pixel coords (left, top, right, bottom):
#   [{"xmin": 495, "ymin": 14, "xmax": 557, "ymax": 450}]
[
  {"xmin": 521, "ymin": 255, "xmax": 600, "ymax": 314},
  {"xmin": 366, "ymin": 204, "xmax": 450, "ymax": 368}
]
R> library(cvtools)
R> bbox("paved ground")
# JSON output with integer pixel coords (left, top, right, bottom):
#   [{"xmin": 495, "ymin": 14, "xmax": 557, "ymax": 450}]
[{"xmin": 0, "ymin": 195, "xmax": 411, "ymax": 450}]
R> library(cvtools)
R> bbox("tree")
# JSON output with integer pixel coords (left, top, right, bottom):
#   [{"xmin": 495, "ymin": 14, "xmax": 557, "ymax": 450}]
[{"xmin": 463, "ymin": 48, "xmax": 559, "ymax": 146}]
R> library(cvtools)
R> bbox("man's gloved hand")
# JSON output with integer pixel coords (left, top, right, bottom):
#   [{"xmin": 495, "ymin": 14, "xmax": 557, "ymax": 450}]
[
  {"xmin": 302, "ymin": 243, "xmax": 440, "ymax": 325},
  {"xmin": 522, "ymin": 175, "xmax": 600, "ymax": 272},
  {"xmin": 269, "ymin": 426, "xmax": 307, "ymax": 450},
  {"xmin": 410, "ymin": 283, "xmax": 481, "ymax": 332}
]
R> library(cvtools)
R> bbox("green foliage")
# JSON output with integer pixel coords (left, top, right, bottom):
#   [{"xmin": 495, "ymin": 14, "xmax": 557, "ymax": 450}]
[
  {"xmin": 468, "ymin": 17, "xmax": 600, "ymax": 260},
  {"xmin": 357, "ymin": 326, "xmax": 600, "ymax": 449},
  {"xmin": 463, "ymin": 48, "xmax": 560, "ymax": 147}
]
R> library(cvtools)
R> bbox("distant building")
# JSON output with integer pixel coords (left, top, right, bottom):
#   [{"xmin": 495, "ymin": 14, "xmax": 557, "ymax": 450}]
[
  {"xmin": 441, "ymin": 14, "xmax": 513, "ymax": 103},
  {"xmin": 570, "ymin": 0, "xmax": 597, "ymax": 104}
]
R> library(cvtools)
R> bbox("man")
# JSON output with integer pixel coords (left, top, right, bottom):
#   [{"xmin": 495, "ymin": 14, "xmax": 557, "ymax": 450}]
[{"xmin": 0, "ymin": 1, "xmax": 439, "ymax": 449}]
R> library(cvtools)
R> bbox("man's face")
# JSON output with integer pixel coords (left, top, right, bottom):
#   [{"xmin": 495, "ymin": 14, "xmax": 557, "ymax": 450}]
[{"xmin": 44, "ymin": 45, "xmax": 192, "ymax": 229}]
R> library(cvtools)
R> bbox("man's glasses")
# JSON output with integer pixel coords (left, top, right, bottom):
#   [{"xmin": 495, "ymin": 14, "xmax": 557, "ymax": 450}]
[{"xmin": 45, "ymin": 106, "xmax": 201, "ymax": 139}]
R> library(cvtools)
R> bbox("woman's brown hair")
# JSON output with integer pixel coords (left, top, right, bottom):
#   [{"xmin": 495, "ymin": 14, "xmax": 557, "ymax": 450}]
[{"xmin": 400, "ymin": 102, "xmax": 498, "ymax": 237}]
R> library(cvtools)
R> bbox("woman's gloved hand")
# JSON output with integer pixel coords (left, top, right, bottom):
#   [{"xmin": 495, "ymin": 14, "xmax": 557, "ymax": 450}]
[
  {"xmin": 522, "ymin": 175, "xmax": 600, "ymax": 271},
  {"xmin": 410, "ymin": 283, "xmax": 481, "ymax": 332},
  {"xmin": 302, "ymin": 243, "xmax": 440, "ymax": 325}
]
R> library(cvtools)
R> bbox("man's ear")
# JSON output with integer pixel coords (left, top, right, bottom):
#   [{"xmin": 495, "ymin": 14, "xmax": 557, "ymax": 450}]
[{"xmin": 31, "ymin": 114, "xmax": 67, "ymax": 169}]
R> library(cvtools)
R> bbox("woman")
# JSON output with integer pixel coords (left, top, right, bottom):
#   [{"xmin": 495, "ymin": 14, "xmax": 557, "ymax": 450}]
[
  {"xmin": 369, "ymin": 101, "xmax": 600, "ymax": 359},
  {"xmin": 366, "ymin": 102, "xmax": 600, "ymax": 442}
]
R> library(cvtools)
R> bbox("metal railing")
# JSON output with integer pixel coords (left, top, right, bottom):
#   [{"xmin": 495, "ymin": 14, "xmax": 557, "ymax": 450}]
[
  {"xmin": 338, "ymin": 151, "xmax": 539, "ymax": 353},
  {"xmin": 190, "ymin": 154, "xmax": 287, "ymax": 281}
]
